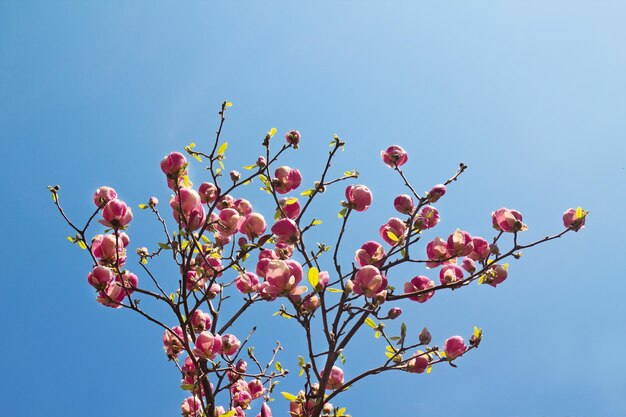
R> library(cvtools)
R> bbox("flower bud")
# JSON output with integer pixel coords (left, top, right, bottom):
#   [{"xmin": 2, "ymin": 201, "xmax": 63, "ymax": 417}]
[
  {"xmin": 285, "ymin": 130, "xmax": 301, "ymax": 148},
  {"xmin": 563, "ymin": 207, "xmax": 587, "ymax": 232},
  {"xmin": 419, "ymin": 327, "xmax": 432, "ymax": 345},
  {"xmin": 345, "ymin": 185, "xmax": 373, "ymax": 212},
  {"xmin": 230, "ymin": 170, "xmax": 241, "ymax": 183},
  {"xmin": 93, "ymin": 186, "xmax": 117, "ymax": 208},
  {"xmin": 444, "ymin": 336, "xmax": 467, "ymax": 360},
  {"xmin": 388, "ymin": 307, "xmax": 402, "ymax": 319},
  {"xmin": 426, "ymin": 184, "xmax": 446, "ymax": 203},
  {"xmin": 381, "ymin": 145, "xmax": 408, "ymax": 168},
  {"xmin": 393, "ymin": 194, "xmax": 414, "ymax": 214}
]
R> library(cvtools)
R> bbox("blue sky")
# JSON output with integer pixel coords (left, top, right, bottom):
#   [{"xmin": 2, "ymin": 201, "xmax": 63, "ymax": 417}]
[{"xmin": 1, "ymin": 1, "xmax": 625, "ymax": 416}]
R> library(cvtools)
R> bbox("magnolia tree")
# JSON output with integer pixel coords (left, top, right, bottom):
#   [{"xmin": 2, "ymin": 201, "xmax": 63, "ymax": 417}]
[{"xmin": 50, "ymin": 102, "xmax": 587, "ymax": 417}]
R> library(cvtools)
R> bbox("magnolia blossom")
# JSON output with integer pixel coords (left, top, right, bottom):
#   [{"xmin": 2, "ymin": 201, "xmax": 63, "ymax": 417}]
[
  {"xmin": 415, "ymin": 206, "xmax": 440, "ymax": 230},
  {"xmin": 161, "ymin": 152, "xmax": 187, "ymax": 176},
  {"xmin": 181, "ymin": 396, "xmax": 202, "ymax": 417},
  {"xmin": 172, "ymin": 204, "xmax": 206, "ymax": 231},
  {"xmin": 193, "ymin": 331, "xmax": 221, "ymax": 360},
  {"xmin": 388, "ymin": 307, "xmax": 402, "ymax": 319},
  {"xmin": 563, "ymin": 207, "xmax": 586, "ymax": 231},
  {"xmin": 444, "ymin": 336, "xmax": 467, "ymax": 360},
  {"xmin": 274, "ymin": 166, "xmax": 302, "ymax": 194},
  {"xmin": 404, "ymin": 276, "xmax": 435, "ymax": 303},
  {"xmin": 426, "ymin": 184, "xmax": 446, "ymax": 203},
  {"xmin": 87, "ymin": 265, "xmax": 114, "ymax": 290},
  {"xmin": 271, "ymin": 218, "xmax": 300, "ymax": 245},
  {"xmin": 93, "ymin": 186, "xmax": 117, "ymax": 207},
  {"xmin": 263, "ymin": 259, "xmax": 305, "ymax": 298},
  {"xmin": 462, "ymin": 257, "xmax": 476, "ymax": 274},
  {"xmin": 425, "ymin": 236, "xmax": 448, "ymax": 268},
  {"xmin": 220, "ymin": 334, "xmax": 241, "ymax": 356},
  {"xmin": 345, "ymin": 185, "xmax": 373, "ymax": 212},
  {"xmin": 115, "ymin": 270, "xmax": 138, "ymax": 294},
  {"xmin": 191, "ymin": 309, "xmax": 212, "ymax": 333},
  {"xmin": 467, "ymin": 237, "xmax": 490, "ymax": 261},
  {"xmin": 235, "ymin": 272, "xmax": 259, "ymax": 294},
  {"xmin": 163, "ymin": 326, "xmax": 185, "ymax": 359},
  {"xmin": 406, "ymin": 353, "xmax": 430, "ymax": 373},
  {"xmin": 484, "ymin": 264, "xmax": 508, "ymax": 288},
  {"xmin": 277, "ymin": 197, "xmax": 301, "ymax": 219},
  {"xmin": 355, "ymin": 240, "xmax": 386, "ymax": 268},
  {"xmin": 101, "ymin": 199, "xmax": 133, "ymax": 228},
  {"xmin": 381, "ymin": 145, "xmax": 408, "ymax": 168},
  {"xmin": 285, "ymin": 130, "xmax": 301, "ymax": 148},
  {"xmin": 446, "ymin": 229, "xmax": 474, "ymax": 257},
  {"xmin": 324, "ymin": 366, "xmax": 345, "ymax": 390},
  {"xmin": 492, "ymin": 207, "xmax": 528, "ymax": 232},
  {"xmin": 353, "ymin": 265, "xmax": 387, "ymax": 298},
  {"xmin": 96, "ymin": 282, "xmax": 126, "ymax": 308},
  {"xmin": 440, "ymin": 264, "xmax": 464, "ymax": 285},
  {"xmin": 239, "ymin": 213, "xmax": 266, "ymax": 239},
  {"xmin": 198, "ymin": 182, "xmax": 219, "ymax": 204},
  {"xmin": 92, "ymin": 234, "xmax": 127, "ymax": 266},
  {"xmin": 393, "ymin": 194, "xmax": 414, "ymax": 214},
  {"xmin": 379, "ymin": 218, "xmax": 407, "ymax": 246}
]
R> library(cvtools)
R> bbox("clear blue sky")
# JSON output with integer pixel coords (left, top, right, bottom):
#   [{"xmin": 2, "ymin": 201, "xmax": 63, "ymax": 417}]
[{"xmin": 1, "ymin": 2, "xmax": 625, "ymax": 416}]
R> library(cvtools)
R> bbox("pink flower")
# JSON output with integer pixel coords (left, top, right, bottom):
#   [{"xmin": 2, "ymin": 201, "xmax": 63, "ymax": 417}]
[
  {"xmin": 483, "ymin": 264, "xmax": 508, "ymax": 288},
  {"xmin": 393, "ymin": 194, "xmax": 414, "ymax": 214},
  {"xmin": 404, "ymin": 276, "xmax": 435, "ymax": 303},
  {"xmin": 274, "ymin": 242, "xmax": 294, "ymax": 259},
  {"xmin": 324, "ymin": 366, "xmax": 345, "ymax": 390},
  {"xmin": 220, "ymin": 334, "xmax": 241, "ymax": 356},
  {"xmin": 492, "ymin": 207, "xmax": 528, "ymax": 232},
  {"xmin": 193, "ymin": 331, "xmax": 219, "ymax": 359},
  {"xmin": 258, "ymin": 403, "xmax": 272, "ymax": 417},
  {"xmin": 439, "ymin": 264, "xmax": 464, "ymax": 285},
  {"xmin": 425, "ymin": 236, "xmax": 448, "ymax": 268},
  {"xmin": 426, "ymin": 184, "xmax": 446, "ymax": 203},
  {"xmin": 285, "ymin": 130, "xmax": 301, "ymax": 148},
  {"xmin": 96, "ymin": 282, "xmax": 126, "ymax": 308},
  {"xmin": 467, "ymin": 237, "xmax": 490, "ymax": 261},
  {"xmin": 230, "ymin": 170, "xmax": 241, "ymax": 183},
  {"xmin": 406, "ymin": 353, "xmax": 430, "ymax": 373},
  {"xmin": 234, "ymin": 198, "xmax": 253, "ymax": 216},
  {"xmin": 101, "ymin": 199, "xmax": 133, "ymax": 228},
  {"xmin": 300, "ymin": 294, "xmax": 321, "ymax": 314},
  {"xmin": 198, "ymin": 182, "xmax": 219, "ymax": 204},
  {"xmin": 255, "ymin": 250, "xmax": 278, "ymax": 278},
  {"xmin": 181, "ymin": 356, "xmax": 197, "ymax": 378},
  {"xmin": 173, "ymin": 204, "xmax": 206, "ymax": 231},
  {"xmin": 92, "ymin": 234, "xmax": 127, "ymax": 266},
  {"xmin": 239, "ymin": 213, "xmax": 266, "ymax": 239},
  {"xmin": 248, "ymin": 379, "xmax": 265, "ymax": 399},
  {"xmin": 93, "ymin": 186, "xmax": 117, "ymax": 207},
  {"xmin": 264, "ymin": 259, "xmax": 305, "ymax": 297},
  {"xmin": 256, "ymin": 156, "xmax": 267, "ymax": 167},
  {"xmin": 444, "ymin": 336, "xmax": 467, "ymax": 360},
  {"xmin": 271, "ymin": 218, "xmax": 300, "ymax": 245},
  {"xmin": 388, "ymin": 307, "xmax": 402, "ymax": 319},
  {"xmin": 379, "ymin": 218, "xmax": 407, "ymax": 246},
  {"xmin": 415, "ymin": 206, "xmax": 440, "ymax": 230},
  {"xmin": 461, "ymin": 257, "xmax": 476, "ymax": 274},
  {"xmin": 355, "ymin": 241, "xmax": 386, "ymax": 268},
  {"xmin": 115, "ymin": 270, "xmax": 138, "ymax": 294},
  {"xmin": 317, "ymin": 270, "xmax": 330, "ymax": 290},
  {"xmin": 191, "ymin": 309, "xmax": 212, "ymax": 333},
  {"xmin": 235, "ymin": 272, "xmax": 260, "ymax": 294},
  {"xmin": 278, "ymin": 197, "xmax": 301, "ymax": 219},
  {"xmin": 161, "ymin": 152, "xmax": 187, "ymax": 176},
  {"xmin": 87, "ymin": 266, "xmax": 114, "ymax": 290},
  {"xmin": 563, "ymin": 207, "xmax": 587, "ymax": 232},
  {"xmin": 217, "ymin": 194, "xmax": 235, "ymax": 210},
  {"xmin": 163, "ymin": 326, "xmax": 185, "ymax": 359},
  {"xmin": 381, "ymin": 145, "xmax": 408, "ymax": 168},
  {"xmin": 345, "ymin": 185, "xmax": 373, "ymax": 212},
  {"xmin": 148, "ymin": 196, "xmax": 158, "ymax": 207},
  {"xmin": 170, "ymin": 188, "xmax": 201, "ymax": 213},
  {"xmin": 274, "ymin": 166, "xmax": 302, "ymax": 194},
  {"xmin": 446, "ymin": 229, "xmax": 474, "ymax": 257},
  {"xmin": 353, "ymin": 265, "xmax": 387, "ymax": 298},
  {"xmin": 181, "ymin": 396, "xmax": 202, "ymax": 417}
]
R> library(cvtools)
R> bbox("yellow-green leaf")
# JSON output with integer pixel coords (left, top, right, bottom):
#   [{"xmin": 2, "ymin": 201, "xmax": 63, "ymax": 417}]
[
  {"xmin": 386, "ymin": 231, "xmax": 399, "ymax": 242},
  {"xmin": 426, "ymin": 365, "xmax": 433, "ymax": 374},
  {"xmin": 473, "ymin": 326, "xmax": 483, "ymax": 339},
  {"xmin": 308, "ymin": 267, "xmax": 319, "ymax": 288},
  {"xmin": 312, "ymin": 219, "xmax": 322, "ymax": 225},
  {"xmin": 365, "ymin": 317, "xmax": 376, "ymax": 329},
  {"xmin": 221, "ymin": 410, "xmax": 236, "ymax": 417},
  {"xmin": 326, "ymin": 287, "xmax": 343, "ymax": 293},
  {"xmin": 300, "ymin": 189, "xmax": 314, "ymax": 196},
  {"xmin": 66, "ymin": 236, "xmax": 75, "ymax": 243},
  {"xmin": 225, "ymin": 101, "xmax": 233, "ymax": 107},
  {"xmin": 77, "ymin": 240, "xmax": 87, "ymax": 250},
  {"xmin": 281, "ymin": 392, "xmax": 297, "ymax": 401},
  {"xmin": 285, "ymin": 197, "xmax": 298, "ymax": 205},
  {"xmin": 192, "ymin": 153, "xmax": 202, "ymax": 162},
  {"xmin": 217, "ymin": 142, "xmax": 228, "ymax": 156},
  {"xmin": 243, "ymin": 164, "xmax": 256, "ymax": 170},
  {"xmin": 385, "ymin": 351, "xmax": 394, "ymax": 358},
  {"xmin": 138, "ymin": 204, "xmax": 148, "ymax": 209},
  {"xmin": 336, "ymin": 408, "xmax": 347, "ymax": 417},
  {"xmin": 187, "ymin": 142, "xmax": 196, "ymax": 149},
  {"xmin": 269, "ymin": 127, "xmax": 277, "ymax": 138}
]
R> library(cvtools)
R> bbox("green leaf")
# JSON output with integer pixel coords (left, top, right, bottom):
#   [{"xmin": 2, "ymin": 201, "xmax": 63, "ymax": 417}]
[
  {"xmin": 284, "ymin": 197, "xmax": 298, "ymax": 205},
  {"xmin": 281, "ymin": 392, "xmax": 297, "ymax": 401},
  {"xmin": 243, "ymin": 164, "xmax": 256, "ymax": 170},
  {"xmin": 221, "ymin": 411, "xmax": 236, "ymax": 417},
  {"xmin": 269, "ymin": 127, "xmax": 277, "ymax": 138},
  {"xmin": 326, "ymin": 287, "xmax": 343, "ymax": 293},
  {"xmin": 400, "ymin": 322, "xmax": 407, "ymax": 339},
  {"xmin": 77, "ymin": 240, "xmax": 87, "ymax": 250},
  {"xmin": 225, "ymin": 101, "xmax": 233, "ymax": 107},
  {"xmin": 473, "ymin": 326, "xmax": 483, "ymax": 340},
  {"xmin": 217, "ymin": 142, "xmax": 229, "ymax": 156},
  {"xmin": 275, "ymin": 361, "xmax": 283, "ymax": 372},
  {"xmin": 338, "ymin": 208, "xmax": 347, "ymax": 218},
  {"xmin": 138, "ymin": 204, "xmax": 148, "ymax": 209},
  {"xmin": 66, "ymin": 236, "xmax": 75, "ymax": 243},
  {"xmin": 192, "ymin": 153, "xmax": 202, "ymax": 162},
  {"xmin": 374, "ymin": 331, "xmax": 381, "ymax": 339},
  {"xmin": 180, "ymin": 384, "xmax": 195, "ymax": 391},
  {"xmin": 301, "ymin": 189, "xmax": 314, "ymax": 196},
  {"xmin": 308, "ymin": 267, "xmax": 319, "ymax": 288},
  {"xmin": 365, "ymin": 317, "xmax": 377, "ymax": 329},
  {"xmin": 336, "ymin": 408, "xmax": 347, "ymax": 417},
  {"xmin": 158, "ymin": 242, "xmax": 171, "ymax": 250},
  {"xmin": 312, "ymin": 219, "xmax": 322, "ymax": 225}
]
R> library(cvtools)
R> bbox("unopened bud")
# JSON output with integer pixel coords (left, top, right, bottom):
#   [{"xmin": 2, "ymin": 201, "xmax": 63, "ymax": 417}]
[
  {"xmin": 419, "ymin": 327, "xmax": 432, "ymax": 345},
  {"xmin": 388, "ymin": 307, "xmax": 402, "ymax": 319}
]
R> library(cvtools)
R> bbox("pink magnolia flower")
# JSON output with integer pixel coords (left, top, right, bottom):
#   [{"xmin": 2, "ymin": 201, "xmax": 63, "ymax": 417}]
[
  {"xmin": 172, "ymin": 204, "xmax": 206, "ymax": 231},
  {"xmin": 414, "ymin": 206, "xmax": 440, "ymax": 230},
  {"xmin": 274, "ymin": 242, "xmax": 294, "ymax": 259},
  {"xmin": 239, "ymin": 213, "xmax": 266, "ymax": 239},
  {"xmin": 299, "ymin": 294, "xmax": 320, "ymax": 314},
  {"xmin": 198, "ymin": 182, "xmax": 219, "ymax": 204},
  {"xmin": 148, "ymin": 196, "xmax": 158, "ymax": 207},
  {"xmin": 233, "ymin": 390, "xmax": 252, "ymax": 409},
  {"xmin": 439, "ymin": 264, "xmax": 464, "ymax": 286},
  {"xmin": 181, "ymin": 396, "xmax": 202, "ymax": 417},
  {"xmin": 181, "ymin": 356, "xmax": 197, "ymax": 378},
  {"xmin": 220, "ymin": 334, "xmax": 241, "ymax": 356},
  {"xmin": 248, "ymin": 379, "xmax": 264, "ymax": 399},
  {"xmin": 345, "ymin": 185, "xmax": 373, "ymax": 212},
  {"xmin": 92, "ymin": 234, "xmax": 127, "ymax": 266},
  {"xmin": 467, "ymin": 237, "xmax": 490, "ymax": 261},
  {"xmin": 264, "ymin": 259, "xmax": 305, "ymax": 298},
  {"xmin": 285, "ymin": 130, "xmax": 301, "ymax": 148},
  {"xmin": 235, "ymin": 272, "xmax": 260, "ymax": 294},
  {"xmin": 101, "ymin": 199, "xmax": 133, "ymax": 228},
  {"xmin": 115, "ymin": 270, "xmax": 138, "ymax": 294},
  {"xmin": 191, "ymin": 309, "xmax": 212, "ymax": 333},
  {"xmin": 170, "ymin": 188, "xmax": 201, "ymax": 214},
  {"xmin": 492, "ymin": 207, "xmax": 528, "ymax": 232},
  {"xmin": 163, "ymin": 326, "xmax": 185, "ymax": 359},
  {"xmin": 230, "ymin": 170, "xmax": 241, "ymax": 183},
  {"xmin": 256, "ymin": 156, "xmax": 267, "ymax": 167},
  {"xmin": 461, "ymin": 257, "xmax": 476, "ymax": 274},
  {"xmin": 96, "ymin": 282, "xmax": 126, "ymax": 308},
  {"xmin": 193, "ymin": 331, "xmax": 220, "ymax": 360},
  {"xmin": 404, "ymin": 276, "xmax": 435, "ymax": 303},
  {"xmin": 406, "ymin": 353, "xmax": 430, "ymax": 373},
  {"xmin": 379, "ymin": 218, "xmax": 407, "ymax": 246},
  {"xmin": 426, "ymin": 184, "xmax": 446, "ymax": 203},
  {"xmin": 278, "ymin": 197, "xmax": 301, "ymax": 219},
  {"xmin": 444, "ymin": 336, "xmax": 467, "ymax": 360},
  {"xmin": 484, "ymin": 264, "xmax": 508, "ymax": 288},
  {"xmin": 255, "ymin": 249, "xmax": 279, "ymax": 278},
  {"xmin": 87, "ymin": 265, "xmax": 114, "ymax": 290},
  {"xmin": 271, "ymin": 218, "xmax": 300, "ymax": 245},
  {"xmin": 563, "ymin": 207, "xmax": 587, "ymax": 232},
  {"xmin": 353, "ymin": 265, "xmax": 387, "ymax": 298},
  {"xmin": 317, "ymin": 270, "xmax": 330, "ymax": 290},
  {"xmin": 355, "ymin": 241, "xmax": 386, "ymax": 268},
  {"xmin": 161, "ymin": 152, "xmax": 187, "ymax": 176},
  {"xmin": 446, "ymin": 229, "xmax": 474, "ymax": 257},
  {"xmin": 419, "ymin": 327, "xmax": 432, "ymax": 345},
  {"xmin": 93, "ymin": 186, "xmax": 117, "ymax": 207},
  {"xmin": 233, "ymin": 198, "xmax": 253, "ymax": 216},
  {"xmin": 393, "ymin": 194, "xmax": 414, "ymax": 214},
  {"xmin": 217, "ymin": 194, "xmax": 235, "ymax": 210},
  {"xmin": 425, "ymin": 236, "xmax": 448, "ymax": 268},
  {"xmin": 381, "ymin": 145, "xmax": 408, "ymax": 168},
  {"xmin": 324, "ymin": 366, "xmax": 345, "ymax": 390},
  {"xmin": 257, "ymin": 403, "xmax": 272, "ymax": 417},
  {"xmin": 274, "ymin": 166, "xmax": 302, "ymax": 194}
]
